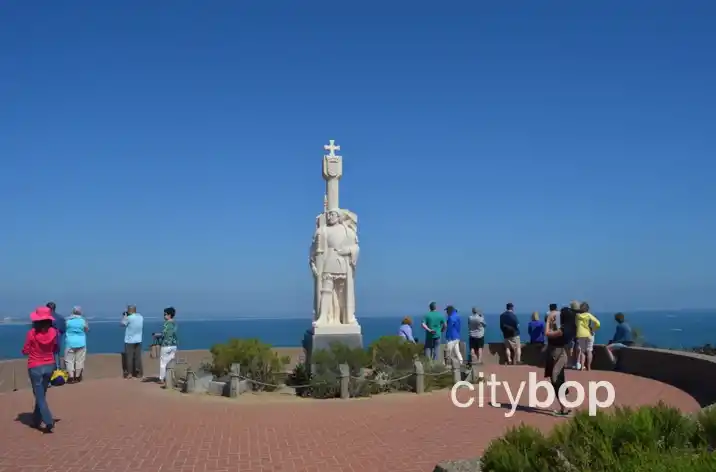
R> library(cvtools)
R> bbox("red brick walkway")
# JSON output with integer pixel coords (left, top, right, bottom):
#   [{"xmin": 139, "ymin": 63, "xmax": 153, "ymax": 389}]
[{"xmin": 0, "ymin": 366, "xmax": 700, "ymax": 472}]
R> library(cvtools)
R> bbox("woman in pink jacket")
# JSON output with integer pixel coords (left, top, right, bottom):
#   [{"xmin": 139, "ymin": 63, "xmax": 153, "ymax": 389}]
[{"xmin": 21, "ymin": 306, "xmax": 59, "ymax": 433}]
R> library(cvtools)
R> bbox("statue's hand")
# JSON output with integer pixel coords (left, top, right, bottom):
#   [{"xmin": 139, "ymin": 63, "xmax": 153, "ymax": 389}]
[
  {"xmin": 310, "ymin": 263, "xmax": 318, "ymax": 276},
  {"xmin": 336, "ymin": 248, "xmax": 351, "ymax": 256}
]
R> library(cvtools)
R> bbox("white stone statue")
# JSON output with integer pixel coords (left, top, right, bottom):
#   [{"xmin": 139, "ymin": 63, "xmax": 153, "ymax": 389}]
[{"xmin": 309, "ymin": 140, "xmax": 360, "ymax": 328}]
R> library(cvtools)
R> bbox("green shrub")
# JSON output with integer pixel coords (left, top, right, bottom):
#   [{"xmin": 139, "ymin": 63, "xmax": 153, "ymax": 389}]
[
  {"xmin": 286, "ymin": 362, "xmax": 312, "ymax": 397},
  {"xmin": 423, "ymin": 362, "xmax": 454, "ymax": 392},
  {"xmin": 208, "ymin": 338, "xmax": 289, "ymax": 392},
  {"xmin": 367, "ymin": 336, "xmax": 422, "ymax": 392},
  {"xmin": 369, "ymin": 335, "xmax": 423, "ymax": 370},
  {"xmin": 481, "ymin": 404, "xmax": 716, "ymax": 472},
  {"xmin": 309, "ymin": 343, "xmax": 372, "ymax": 399},
  {"xmin": 614, "ymin": 448, "xmax": 716, "ymax": 472},
  {"xmin": 480, "ymin": 425, "xmax": 557, "ymax": 472},
  {"xmin": 553, "ymin": 403, "xmax": 705, "ymax": 468},
  {"xmin": 696, "ymin": 404, "xmax": 716, "ymax": 448}
]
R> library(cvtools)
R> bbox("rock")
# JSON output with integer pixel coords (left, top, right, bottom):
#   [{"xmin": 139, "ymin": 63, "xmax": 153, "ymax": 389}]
[
  {"xmin": 191, "ymin": 369, "xmax": 214, "ymax": 394},
  {"xmin": 208, "ymin": 381, "xmax": 228, "ymax": 396},
  {"xmin": 238, "ymin": 379, "xmax": 251, "ymax": 394},
  {"xmin": 433, "ymin": 458, "xmax": 482, "ymax": 472}
]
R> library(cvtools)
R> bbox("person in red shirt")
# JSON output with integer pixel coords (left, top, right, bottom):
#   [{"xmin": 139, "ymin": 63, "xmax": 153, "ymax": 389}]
[{"xmin": 21, "ymin": 306, "xmax": 59, "ymax": 433}]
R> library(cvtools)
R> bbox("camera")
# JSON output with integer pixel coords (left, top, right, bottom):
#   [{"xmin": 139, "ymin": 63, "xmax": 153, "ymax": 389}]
[{"xmin": 122, "ymin": 311, "xmax": 129, "ymax": 317}]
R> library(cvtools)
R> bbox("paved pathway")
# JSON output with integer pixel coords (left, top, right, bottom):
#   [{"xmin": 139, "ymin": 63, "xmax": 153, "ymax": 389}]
[{"xmin": 0, "ymin": 366, "xmax": 700, "ymax": 472}]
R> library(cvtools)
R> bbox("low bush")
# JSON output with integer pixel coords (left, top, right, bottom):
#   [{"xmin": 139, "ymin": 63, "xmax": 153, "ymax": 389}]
[
  {"xmin": 208, "ymin": 338, "xmax": 289, "ymax": 392},
  {"xmin": 367, "ymin": 336, "xmax": 423, "ymax": 392},
  {"xmin": 479, "ymin": 425, "xmax": 557, "ymax": 472},
  {"xmin": 552, "ymin": 403, "xmax": 705, "ymax": 467},
  {"xmin": 481, "ymin": 403, "xmax": 716, "ymax": 472},
  {"xmin": 286, "ymin": 362, "xmax": 312, "ymax": 397},
  {"xmin": 423, "ymin": 361, "xmax": 454, "ymax": 392},
  {"xmin": 305, "ymin": 343, "xmax": 372, "ymax": 399},
  {"xmin": 614, "ymin": 448, "xmax": 716, "ymax": 472},
  {"xmin": 696, "ymin": 404, "xmax": 716, "ymax": 448}
]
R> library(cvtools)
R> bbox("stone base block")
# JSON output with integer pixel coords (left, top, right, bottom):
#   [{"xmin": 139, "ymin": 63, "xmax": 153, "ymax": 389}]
[
  {"xmin": 312, "ymin": 323, "xmax": 362, "ymax": 336},
  {"xmin": 303, "ymin": 324, "xmax": 363, "ymax": 365},
  {"xmin": 311, "ymin": 332, "xmax": 363, "ymax": 352}
]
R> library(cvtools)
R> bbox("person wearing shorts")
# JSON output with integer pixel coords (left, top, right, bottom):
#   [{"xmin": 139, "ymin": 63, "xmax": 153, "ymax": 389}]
[
  {"xmin": 575, "ymin": 302, "xmax": 600, "ymax": 371},
  {"xmin": 468, "ymin": 307, "xmax": 486, "ymax": 364},
  {"xmin": 421, "ymin": 302, "xmax": 445, "ymax": 361},
  {"xmin": 499, "ymin": 303, "xmax": 521, "ymax": 365}
]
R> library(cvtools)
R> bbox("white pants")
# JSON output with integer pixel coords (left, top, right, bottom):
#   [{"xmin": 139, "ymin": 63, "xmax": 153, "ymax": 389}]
[
  {"xmin": 65, "ymin": 347, "xmax": 86, "ymax": 375},
  {"xmin": 159, "ymin": 346, "xmax": 177, "ymax": 381},
  {"xmin": 446, "ymin": 340, "xmax": 463, "ymax": 364}
]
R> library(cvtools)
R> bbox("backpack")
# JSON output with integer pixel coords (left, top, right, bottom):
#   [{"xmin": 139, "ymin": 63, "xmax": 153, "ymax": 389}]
[
  {"xmin": 560, "ymin": 308, "xmax": 577, "ymax": 343},
  {"xmin": 52, "ymin": 313, "xmax": 67, "ymax": 334}
]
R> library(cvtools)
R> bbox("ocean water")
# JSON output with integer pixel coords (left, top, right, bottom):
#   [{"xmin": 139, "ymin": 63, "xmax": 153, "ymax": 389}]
[{"xmin": 1, "ymin": 310, "xmax": 713, "ymax": 360}]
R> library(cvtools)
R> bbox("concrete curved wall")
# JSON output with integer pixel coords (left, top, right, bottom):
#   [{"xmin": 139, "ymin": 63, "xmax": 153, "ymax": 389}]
[
  {"xmin": 483, "ymin": 341, "xmax": 716, "ymax": 407},
  {"xmin": 4, "ymin": 342, "xmax": 715, "ymax": 407}
]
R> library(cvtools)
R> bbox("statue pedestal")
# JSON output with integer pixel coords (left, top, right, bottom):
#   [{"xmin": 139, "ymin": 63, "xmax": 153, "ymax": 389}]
[{"xmin": 303, "ymin": 323, "xmax": 363, "ymax": 364}]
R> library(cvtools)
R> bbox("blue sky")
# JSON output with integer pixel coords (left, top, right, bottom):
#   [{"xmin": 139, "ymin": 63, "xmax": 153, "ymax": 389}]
[{"xmin": 1, "ymin": 1, "xmax": 715, "ymax": 317}]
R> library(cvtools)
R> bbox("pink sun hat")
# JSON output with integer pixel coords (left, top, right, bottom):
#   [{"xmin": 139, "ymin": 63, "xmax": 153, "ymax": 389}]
[{"xmin": 30, "ymin": 306, "xmax": 54, "ymax": 322}]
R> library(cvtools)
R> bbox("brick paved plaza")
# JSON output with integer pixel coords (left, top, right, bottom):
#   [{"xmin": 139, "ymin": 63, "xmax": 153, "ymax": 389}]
[{"xmin": 0, "ymin": 366, "xmax": 700, "ymax": 472}]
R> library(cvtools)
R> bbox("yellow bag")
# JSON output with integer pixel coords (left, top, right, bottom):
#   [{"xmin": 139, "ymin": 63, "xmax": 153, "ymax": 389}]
[{"xmin": 50, "ymin": 369, "xmax": 68, "ymax": 386}]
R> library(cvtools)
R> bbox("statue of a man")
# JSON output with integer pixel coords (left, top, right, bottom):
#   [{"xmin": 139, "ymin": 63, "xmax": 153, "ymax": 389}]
[{"xmin": 309, "ymin": 208, "xmax": 359, "ymax": 325}]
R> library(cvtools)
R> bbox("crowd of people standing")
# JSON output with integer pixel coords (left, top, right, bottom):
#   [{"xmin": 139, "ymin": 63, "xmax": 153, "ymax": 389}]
[
  {"xmin": 398, "ymin": 300, "xmax": 635, "ymax": 416},
  {"xmin": 20, "ymin": 303, "xmax": 179, "ymax": 434}
]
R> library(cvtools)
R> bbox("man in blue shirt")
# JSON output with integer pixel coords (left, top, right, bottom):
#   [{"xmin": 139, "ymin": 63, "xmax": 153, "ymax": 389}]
[
  {"xmin": 499, "ymin": 303, "xmax": 521, "ymax": 365},
  {"xmin": 444, "ymin": 306, "xmax": 463, "ymax": 365},
  {"xmin": 606, "ymin": 312, "xmax": 633, "ymax": 370},
  {"xmin": 46, "ymin": 302, "xmax": 66, "ymax": 368},
  {"xmin": 121, "ymin": 305, "xmax": 144, "ymax": 379}
]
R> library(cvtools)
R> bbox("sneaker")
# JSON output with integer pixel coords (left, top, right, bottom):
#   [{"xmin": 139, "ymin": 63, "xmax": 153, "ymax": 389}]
[{"xmin": 552, "ymin": 409, "xmax": 572, "ymax": 417}]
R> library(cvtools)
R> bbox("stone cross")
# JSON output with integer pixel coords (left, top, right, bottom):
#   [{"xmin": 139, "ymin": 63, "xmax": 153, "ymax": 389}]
[
  {"xmin": 324, "ymin": 139, "xmax": 341, "ymax": 158},
  {"xmin": 322, "ymin": 139, "xmax": 343, "ymax": 210}
]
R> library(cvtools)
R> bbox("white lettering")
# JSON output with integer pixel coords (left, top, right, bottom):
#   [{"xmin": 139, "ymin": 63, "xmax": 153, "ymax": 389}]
[
  {"xmin": 450, "ymin": 380, "xmax": 475, "ymax": 408},
  {"xmin": 450, "ymin": 373, "xmax": 615, "ymax": 417},
  {"xmin": 502, "ymin": 381, "xmax": 526, "ymax": 418},
  {"xmin": 528, "ymin": 371, "xmax": 555, "ymax": 409},
  {"xmin": 588, "ymin": 380, "xmax": 616, "ymax": 415},
  {"xmin": 486, "ymin": 373, "xmax": 501, "ymax": 407},
  {"xmin": 477, "ymin": 374, "xmax": 485, "ymax": 407},
  {"xmin": 558, "ymin": 381, "xmax": 585, "ymax": 410}
]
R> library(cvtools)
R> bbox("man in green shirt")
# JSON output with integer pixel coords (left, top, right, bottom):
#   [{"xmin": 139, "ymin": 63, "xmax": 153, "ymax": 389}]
[{"xmin": 422, "ymin": 301, "xmax": 445, "ymax": 361}]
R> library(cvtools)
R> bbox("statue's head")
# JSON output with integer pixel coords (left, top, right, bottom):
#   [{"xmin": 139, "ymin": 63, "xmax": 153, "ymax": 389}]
[{"xmin": 327, "ymin": 210, "xmax": 341, "ymax": 226}]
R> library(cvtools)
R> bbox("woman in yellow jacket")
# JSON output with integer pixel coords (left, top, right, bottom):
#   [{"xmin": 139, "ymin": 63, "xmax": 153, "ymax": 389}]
[{"xmin": 576, "ymin": 302, "xmax": 600, "ymax": 371}]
